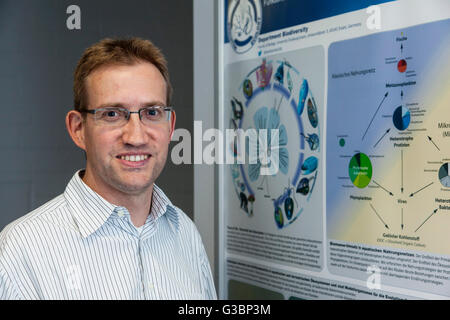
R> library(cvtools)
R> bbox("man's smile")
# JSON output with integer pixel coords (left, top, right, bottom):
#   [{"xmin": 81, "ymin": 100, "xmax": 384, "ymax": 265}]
[{"xmin": 115, "ymin": 153, "xmax": 152, "ymax": 167}]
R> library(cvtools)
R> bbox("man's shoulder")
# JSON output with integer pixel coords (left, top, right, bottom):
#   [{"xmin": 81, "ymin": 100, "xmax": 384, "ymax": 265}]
[
  {"xmin": 165, "ymin": 204, "xmax": 200, "ymax": 234},
  {"xmin": 152, "ymin": 184, "xmax": 200, "ymax": 236},
  {"xmin": 169, "ymin": 204, "xmax": 196, "ymax": 228},
  {"xmin": 0, "ymin": 194, "xmax": 68, "ymax": 247},
  {"xmin": 167, "ymin": 204, "xmax": 208, "ymax": 249}
]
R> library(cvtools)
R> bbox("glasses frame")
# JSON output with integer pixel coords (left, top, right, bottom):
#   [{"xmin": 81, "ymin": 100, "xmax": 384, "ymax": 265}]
[{"xmin": 80, "ymin": 105, "xmax": 174, "ymax": 125}]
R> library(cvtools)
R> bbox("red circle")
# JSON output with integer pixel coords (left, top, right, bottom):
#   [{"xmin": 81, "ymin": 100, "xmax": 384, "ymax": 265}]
[{"xmin": 397, "ymin": 59, "xmax": 407, "ymax": 73}]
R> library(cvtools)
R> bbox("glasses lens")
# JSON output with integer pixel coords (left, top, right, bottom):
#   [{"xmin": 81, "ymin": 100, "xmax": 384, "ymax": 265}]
[
  {"xmin": 140, "ymin": 106, "xmax": 170, "ymax": 123},
  {"xmin": 95, "ymin": 107, "xmax": 128, "ymax": 125}
]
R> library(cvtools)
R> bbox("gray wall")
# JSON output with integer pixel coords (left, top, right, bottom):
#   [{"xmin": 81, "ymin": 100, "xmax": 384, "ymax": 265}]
[
  {"xmin": 0, "ymin": 0, "xmax": 193, "ymax": 230},
  {"xmin": 193, "ymin": 0, "xmax": 217, "ymax": 286}
]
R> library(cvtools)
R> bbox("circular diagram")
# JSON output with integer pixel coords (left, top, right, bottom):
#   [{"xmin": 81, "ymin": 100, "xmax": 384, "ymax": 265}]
[
  {"xmin": 393, "ymin": 105, "xmax": 411, "ymax": 131},
  {"xmin": 349, "ymin": 152, "xmax": 373, "ymax": 188},
  {"xmin": 228, "ymin": 58, "xmax": 321, "ymax": 229},
  {"xmin": 439, "ymin": 163, "xmax": 450, "ymax": 188},
  {"xmin": 397, "ymin": 59, "xmax": 407, "ymax": 73}
]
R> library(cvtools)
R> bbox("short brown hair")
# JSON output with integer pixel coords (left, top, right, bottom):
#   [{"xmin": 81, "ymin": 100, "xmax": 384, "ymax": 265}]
[{"xmin": 73, "ymin": 37, "xmax": 172, "ymax": 111}]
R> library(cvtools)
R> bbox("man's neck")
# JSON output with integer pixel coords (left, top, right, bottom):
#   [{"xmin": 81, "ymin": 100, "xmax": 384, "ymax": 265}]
[
  {"xmin": 80, "ymin": 170, "xmax": 153, "ymax": 227},
  {"xmin": 113, "ymin": 189, "xmax": 153, "ymax": 227}
]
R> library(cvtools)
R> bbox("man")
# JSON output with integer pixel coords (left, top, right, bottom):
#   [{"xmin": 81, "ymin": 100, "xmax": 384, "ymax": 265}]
[{"xmin": 0, "ymin": 38, "xmax": 217, "ymax": 300}]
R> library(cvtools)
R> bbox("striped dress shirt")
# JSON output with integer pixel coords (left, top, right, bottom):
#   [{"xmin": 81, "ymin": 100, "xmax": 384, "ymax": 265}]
[{"xmin": 0, "ymin": 170, "xmax": 217, "ymax": 300}]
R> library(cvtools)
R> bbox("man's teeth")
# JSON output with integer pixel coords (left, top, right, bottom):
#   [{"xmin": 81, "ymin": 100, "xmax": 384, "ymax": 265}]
[{"xmin": 120, "ymin": 155, "xmax": 149, "ymax": 162}]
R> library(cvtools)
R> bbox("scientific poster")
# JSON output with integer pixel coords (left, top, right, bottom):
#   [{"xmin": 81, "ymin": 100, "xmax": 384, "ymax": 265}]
[
  {"xmin": 224, "ymin": 45, "xmax": 324, "ymax": 272},
  {"xmin": 219, "ymin": 0, "xmax": 450, "ymax": 299}
]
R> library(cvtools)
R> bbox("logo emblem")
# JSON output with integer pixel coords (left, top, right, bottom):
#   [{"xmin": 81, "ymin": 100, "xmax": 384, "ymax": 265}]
[{"xmin": 227, "ymin": 0, "xmax": 262, "ymax": 54}]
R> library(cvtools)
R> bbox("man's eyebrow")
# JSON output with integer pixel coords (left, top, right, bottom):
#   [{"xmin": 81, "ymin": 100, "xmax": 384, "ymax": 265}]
[
  {"xmin": 95, "ymin": 102, "xmax": 125, "ymax": 109},
  {"xmin": 95, "ymin": 101, "xmax": 167, "ymax": 109},
  {"xmin": 141, "ymin": 101, "xmax": 167, "ymax": 107}
]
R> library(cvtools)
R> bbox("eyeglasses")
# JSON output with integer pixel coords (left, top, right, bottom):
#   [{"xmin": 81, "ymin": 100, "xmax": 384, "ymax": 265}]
[{"xmin": 81, "ymin": 106, "xmax": 173, "ymax": 126}]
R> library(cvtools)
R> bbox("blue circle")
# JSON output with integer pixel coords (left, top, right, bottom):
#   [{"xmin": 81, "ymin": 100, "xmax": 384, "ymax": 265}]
[
  {"xmin": 239, "ymin": 83, "xmax": 304, "ymax": 195},
  {"xmin": 393, "ymin": 106, "xmax": 411, "ymax": 131}
]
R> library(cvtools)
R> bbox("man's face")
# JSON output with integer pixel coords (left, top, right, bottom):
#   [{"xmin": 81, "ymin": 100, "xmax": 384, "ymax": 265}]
[{"xmin": 80, "ymin": 62, "xmax": 175, "ymax": 197}]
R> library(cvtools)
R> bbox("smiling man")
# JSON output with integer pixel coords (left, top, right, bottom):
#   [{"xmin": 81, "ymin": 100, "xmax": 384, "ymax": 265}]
[{"xmin": 0, "ymin": 38, "xmax": 216, "ymax": 300}]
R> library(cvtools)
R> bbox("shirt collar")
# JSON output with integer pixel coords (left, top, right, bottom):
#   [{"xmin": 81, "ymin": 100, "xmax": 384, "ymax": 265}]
[
  {"xmin": 151, "ymin": 184, "xmax": 180, "ymax": 233},
  {"xmin": 64, "ymin": 170, "xmax": 180, "ymax": 238}
]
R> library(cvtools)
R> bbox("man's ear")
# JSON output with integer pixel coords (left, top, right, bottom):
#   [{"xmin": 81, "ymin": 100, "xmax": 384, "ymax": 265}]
[
  {"xmin": 169, "ymin": 110, "xmax": 176, "ymax": 141},
  {"xmin": 66, "ymin": 110, "xmax": 87, "ymax": 151}
]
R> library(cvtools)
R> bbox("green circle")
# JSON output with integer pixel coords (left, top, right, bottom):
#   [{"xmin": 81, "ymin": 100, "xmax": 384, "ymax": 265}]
[
  {"xmin": 339, "ymin": 138, "xmax": 345, "ymax": 147},
  {"xmin": 348, "ymin": 152, "xmax": 372, "ymax": 188}
]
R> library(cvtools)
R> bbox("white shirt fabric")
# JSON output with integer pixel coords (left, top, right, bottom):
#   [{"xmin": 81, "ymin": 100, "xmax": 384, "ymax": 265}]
[{"xmin": 0, "ymin": 170, "xmax": 217, "ymax": 300}]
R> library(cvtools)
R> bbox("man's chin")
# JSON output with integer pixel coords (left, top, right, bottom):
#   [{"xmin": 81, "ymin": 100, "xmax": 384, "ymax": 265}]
[
  {"xmin": 112, "ymin": 173, "xmax": 154, "ymax": 195},
  {"xmin": 115, "ymin": 181, "xmax": 154, "ymax": 195}
]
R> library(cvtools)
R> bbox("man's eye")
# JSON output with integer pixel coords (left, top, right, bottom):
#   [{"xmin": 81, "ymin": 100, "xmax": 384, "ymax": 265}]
[
  {"xmin": 106, "ymin": 111, "xmax": 118, "ymax": 117},
  {"xmin": 144, "ymin": 108, "xmax": 162, "ymax": 119},
  {"xmin": 99, "ymin": 109, "xmax": 123, "ymax": 121},
  {"xmin": 146, "ymin": 109, "xmax": 157, "ymax": 116}
]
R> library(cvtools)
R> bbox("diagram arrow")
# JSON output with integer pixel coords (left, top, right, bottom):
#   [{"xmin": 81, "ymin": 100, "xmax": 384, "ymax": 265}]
[
  {"xmin": 373, "ymin": 128, "xmax": 390, "ymax": 148},
  {"xmin": 427, "ymin": 136, "xmax": 440, "ymax": 151},
  {"xmin": 370, "ymin": 204, "xmax": 389, "ymax": 229},
  {"xmin": 401, "ymin": 208, "xmax": 404, "ymax": 230},
  {"xmin": 362, "ymin": 92, "xmax": 389, "ymax": 141},
  {"xmin": 409, "ymin": 182, "xmax": 434, "ymax": 197},
  {"xmin": 415, "ymin": 209, "xmax": 438, "ymax": 233},
  {"xmin": 372, "ymin": 180, "xmax": 394, "ymax": 196},
  {"xmin": 401, "ymin": 150, "xmax": 404, "ymax": 193}
]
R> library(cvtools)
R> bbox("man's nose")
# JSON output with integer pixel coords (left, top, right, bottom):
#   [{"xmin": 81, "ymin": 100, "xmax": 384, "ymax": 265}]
[{"xmin": 121, "ymin": 113, "xmax": 148, "ymax": 146}]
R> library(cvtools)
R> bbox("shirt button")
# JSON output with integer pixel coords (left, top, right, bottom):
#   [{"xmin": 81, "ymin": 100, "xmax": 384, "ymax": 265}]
[
  {"xmin": 148, "ymin": 283, "xmax": 154, "ymax": 290},
  {"xmin": 116, "ymin": 207, "xmax": 127, "ymax": 217}
]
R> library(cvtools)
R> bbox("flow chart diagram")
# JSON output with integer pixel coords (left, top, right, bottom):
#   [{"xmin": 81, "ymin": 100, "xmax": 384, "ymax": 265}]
[{"xmin": 326, "ymin": 19, "xmax": 450, "ymax": 255}]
